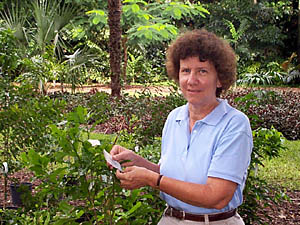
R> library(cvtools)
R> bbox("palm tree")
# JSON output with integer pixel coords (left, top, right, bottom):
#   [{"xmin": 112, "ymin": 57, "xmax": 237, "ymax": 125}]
[
  {"xmin": 1, "ymin": 0, "xmax": 80, "ymax": 56},
  {"xmin": 32, "ymin": 0, "xmax": 80, "ymax": 57},
  {"xmin": 108, "ymin": 0, "xmax": 122, "ymax": 97},
  {"xmin": 1, "ymin": 0, "xmax": 81, "ymax": 94},
  {"xmin": 0, "ymin": 0, "xmax": 28, "ymax": 46},
  {"xmin": 298, "ymin": 0, "xmax": 300, "ymax": 64}
]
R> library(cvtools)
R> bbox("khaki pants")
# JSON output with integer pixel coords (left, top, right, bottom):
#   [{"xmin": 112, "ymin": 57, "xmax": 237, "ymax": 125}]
[{"xmin": 157, "ymin": 213, "xmax": 245, "ymax": 225}]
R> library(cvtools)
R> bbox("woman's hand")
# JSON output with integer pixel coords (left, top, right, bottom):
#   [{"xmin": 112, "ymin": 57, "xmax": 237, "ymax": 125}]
[
  {"xmin": 109, "ymin": 145, "xmax": 141, "ymax": 167},
  {"xmin": 108, "ymin": 145, "xmax": 160, "ymax": 173},
  {"xmin": 116, "ymin": 166, "xmax": 158, "ymax": 190}
]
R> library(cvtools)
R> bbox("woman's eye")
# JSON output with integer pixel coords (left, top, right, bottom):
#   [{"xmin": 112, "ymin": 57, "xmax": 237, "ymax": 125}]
[
  {"xmin": 199, "ymin": 69, "xmax": 207, "ymax": 74},
  {"xmin": 181, "ymin": 68, "xmax": 190, "ymax": 73}
]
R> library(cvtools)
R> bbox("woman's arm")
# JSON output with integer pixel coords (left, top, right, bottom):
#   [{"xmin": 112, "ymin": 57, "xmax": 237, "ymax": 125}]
[
  {"xmin": 158, "ymin": 175, "xmax": 237, "ymax": 209},
  {"xmin": 116, "ymin": 167, "xmax": 237, "ymax": 210}
]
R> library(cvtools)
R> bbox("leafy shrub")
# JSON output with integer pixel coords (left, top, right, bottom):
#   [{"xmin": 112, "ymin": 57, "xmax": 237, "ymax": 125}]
[
  {"xmin": 0, "ymin": 81, "xmax": 66, "ymax": 176},
  {"xmin": 0, "ymin": 27, "xmax": 20, "ymax": 79},
  {"xmin": 19, "ymin": 106, "xmax": 164, "ymax": 224},
  {"xmin": 52, "ymin": 86, "xmax": 299, "ymax": 142},
  {"xmin": 223, "ymin": 88, "xmax": 300, "ymax": 140},
  {"xmin": 86, "ymin": 91, "xmax": 112, "ymax": 124},
  {"xmin": 234, "ymin": 102, "xmax": 287, "ymax": 224},
  {"xmin": 237, "ymin": 58, "xmax": 300, "ymax": 86},
  {"xmin": 237, "ymin": 71, "xmax": 283, "ymax": 86},
  {"xmin": 49, "ymin": 91, "xmax": 89, "ymax": 112},
  {"xmin": 110, "ymin": 87, "xmax": 186, "ymax": 146}
]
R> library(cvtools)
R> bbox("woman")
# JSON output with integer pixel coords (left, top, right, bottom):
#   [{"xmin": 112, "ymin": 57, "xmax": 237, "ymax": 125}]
[{"xmin": 109, "ymin": 29, "xmax": 253, "ymax": 224}]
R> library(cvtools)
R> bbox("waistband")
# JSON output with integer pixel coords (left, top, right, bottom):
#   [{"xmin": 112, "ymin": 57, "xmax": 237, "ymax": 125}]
[{"xmin": 164, "ymin": 206, "xmax": 237, "ymax": 222}]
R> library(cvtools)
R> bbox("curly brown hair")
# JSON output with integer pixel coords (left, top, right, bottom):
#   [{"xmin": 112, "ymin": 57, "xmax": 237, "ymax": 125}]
[{"xmin": 166, "ymin": 29, "xmax": 237, "ymax": 97}]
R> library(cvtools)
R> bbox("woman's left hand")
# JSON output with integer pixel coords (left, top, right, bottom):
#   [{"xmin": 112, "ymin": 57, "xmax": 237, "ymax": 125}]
[{"xmin": 116, "ymin": 166, "xmax": 157, "ymax": 190}]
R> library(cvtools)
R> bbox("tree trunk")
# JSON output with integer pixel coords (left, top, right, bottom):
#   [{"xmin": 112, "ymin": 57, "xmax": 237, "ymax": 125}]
[
  {"xmin": 298, "ymin": 0, "xmax": 300, "ymax": 64},
  {"xmin": 122, "ymin": 36, "xmax": 128, "ymax": 85},
  {"xmin": 108, "ymin": 0, "xmax": 122, "ymax": 97}
]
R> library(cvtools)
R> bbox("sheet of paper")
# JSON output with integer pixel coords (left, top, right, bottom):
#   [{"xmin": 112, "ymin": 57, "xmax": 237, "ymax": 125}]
[{"xmin": 103, "ymin": 150, "xmax": 123, "ymax": 172}]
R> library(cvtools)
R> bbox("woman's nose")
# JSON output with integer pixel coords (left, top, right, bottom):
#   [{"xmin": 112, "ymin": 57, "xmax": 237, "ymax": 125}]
[{"xmin": 187, "ymin": 71, "xmax": 199, "ymax": 85}]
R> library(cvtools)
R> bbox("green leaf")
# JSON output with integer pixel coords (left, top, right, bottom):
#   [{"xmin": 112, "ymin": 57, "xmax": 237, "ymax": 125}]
[
  {"xmin": 123, "ymin": 201, "xmax": 142, "ymax": 219},
  {"xmin": 58, "ymin": 201, "xmax": 74, "ymax": 214},
  {"xmin": 143, "ymin": 14, "xmax": 150, "ymax": 20},
  {"xmin": 28, "ymin": 149, "xmax": 41, "ymax": 165},
  {"xmin": 131, "ymin": 4, "xmax": 140, "ymax": 13},
  {"xmin": 160, "ymin": 29, "xmax": 169, "ymax": 39},
  {"xmin": 93, "ymin": 15, "xmax": 101, "ymax": 25},
  {"xmin": 44, "ymin": 212, "xmax": 51, "ymax": 225},
  {"xmin": 20, "ymin": 152, "xmax": 29, "ymax": 164},
  {"xmin": 86, "ymin": 10, "xmax": 105, "ymax": 16},
  {"xmin": 195, "ymin": 5, "xmax": 210, "ymax": 15},
  {"xmin": 29, "ymin": 165, "xmax": 44, "ymax": 175},
  {"xmin": 144, "ymin": 29, "xmax": 152, "ymax": 40}
]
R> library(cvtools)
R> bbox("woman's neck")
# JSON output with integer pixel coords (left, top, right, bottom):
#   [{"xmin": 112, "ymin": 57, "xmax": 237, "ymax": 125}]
[{"xmin": 188, "ymin": 100, "xmax": 219, "ymax": 131}]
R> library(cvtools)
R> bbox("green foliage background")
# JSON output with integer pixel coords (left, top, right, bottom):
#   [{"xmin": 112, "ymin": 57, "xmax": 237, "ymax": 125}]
[{"xmin": 0, "ymin": 0, "xmax": 299, "ymax": 224}]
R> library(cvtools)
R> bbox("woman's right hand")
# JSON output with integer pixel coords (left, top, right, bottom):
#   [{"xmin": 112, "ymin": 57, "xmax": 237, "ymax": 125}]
[{"xmin": 110, "ymin": 145, "xmax": 141, "ymax": 168}]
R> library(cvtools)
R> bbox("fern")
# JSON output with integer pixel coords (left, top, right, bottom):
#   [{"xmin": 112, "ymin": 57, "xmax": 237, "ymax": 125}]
[{"xmin": 284, "ymin": 70, "xmax": 300, "ymax": 84}]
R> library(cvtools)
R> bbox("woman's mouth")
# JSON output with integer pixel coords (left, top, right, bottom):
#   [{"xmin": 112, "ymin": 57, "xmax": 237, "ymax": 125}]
[{"xmin": 187, "ymin": 89, "xmax": 201, "ymax": 93}]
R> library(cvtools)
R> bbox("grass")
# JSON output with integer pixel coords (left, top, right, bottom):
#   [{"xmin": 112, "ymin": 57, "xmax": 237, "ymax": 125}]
[
  {"xmin": 87, "ymin": 132, "xmax": 116, "ymax": 142},
  {"xmin": 257, "ymin": 139, "xmax": 300, "ymax": 190}
]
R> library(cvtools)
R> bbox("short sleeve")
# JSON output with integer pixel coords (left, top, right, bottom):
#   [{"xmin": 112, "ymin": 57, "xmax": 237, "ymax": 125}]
[{"xmin": 208, "ymin": 115, "xmax": 253, "ymax": 185}]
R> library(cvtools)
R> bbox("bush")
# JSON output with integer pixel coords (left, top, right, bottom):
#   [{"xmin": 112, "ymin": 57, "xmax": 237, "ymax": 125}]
[
  {"xmin": 79, "ymin": 87, "xmax": 299, "ymax": 143},
  {"xmin": 233, "ymin": 100, "xmax": 288, "ymax": 225},
  {"xmin": 120, "ymin": 89, "xmax": 186, "ymax": 146},
  {"xmin": 19, "ymin": 106, "xmax": 165, "ymax": 224},
  {"xmin": 0, "ymin": 28, "xmax": 20, "ymax": 79},
  {"xmin": 0, "ymin": 81, "xmax": 66, "ymax": 179},
  {"xmin": 223, "ymin": 88, "xmax": 300, "ymax": 140},
  {"xmin": 2, "ymin": 86, "xmax": 295, "ymax": 224},
  {"xmin": 52, "ymin": 86, "xmax": 299, "ymax": 142}
]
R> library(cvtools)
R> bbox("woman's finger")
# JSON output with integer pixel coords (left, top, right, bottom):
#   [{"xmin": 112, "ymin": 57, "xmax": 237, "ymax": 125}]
[
  {"xmin": 110, "ymin": 145, "xmax": 123, "ymax": 156},
  {"xmin": 121, "ymin": 161, "xmax": 134, "ymax": 167},
  {"xmin": 116, "ymin": 169, "xmax": 126, "ymax": 179}
]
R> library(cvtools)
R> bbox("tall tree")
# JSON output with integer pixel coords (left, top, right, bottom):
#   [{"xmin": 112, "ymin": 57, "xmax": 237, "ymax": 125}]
[
  {"xmin": 88, "ymin": 0, "xmax": 209, "ymax": 96},
  {"xmin": 108, "ymin": 0, "xmax": 122, "ymax": 97},
  {"xmin": 298, "ymin": 0, "xmax": 300, "ymax": 64}
]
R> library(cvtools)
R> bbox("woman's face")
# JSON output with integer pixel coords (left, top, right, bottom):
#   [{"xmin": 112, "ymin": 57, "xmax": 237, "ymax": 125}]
[{"xmin": 179, "ymin": 56, "xmax": 221, "ymax": 107}]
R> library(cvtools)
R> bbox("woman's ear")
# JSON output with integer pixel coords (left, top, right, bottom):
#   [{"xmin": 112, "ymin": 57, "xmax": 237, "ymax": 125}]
[{"xmin": 217, "ymin": 79, "xmax": 222, "ymax": 88}]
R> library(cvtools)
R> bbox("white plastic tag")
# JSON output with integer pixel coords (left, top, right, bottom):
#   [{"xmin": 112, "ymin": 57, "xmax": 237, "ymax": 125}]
[{"xmin": 103, "ymin": 150, "xmax": 123, "ymax": 172}]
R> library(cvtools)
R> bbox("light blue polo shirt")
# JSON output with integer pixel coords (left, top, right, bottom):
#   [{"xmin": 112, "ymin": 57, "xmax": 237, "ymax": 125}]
[{"xmin": 159, "ymin": 99, "xmax": 253, "ymax": 214}]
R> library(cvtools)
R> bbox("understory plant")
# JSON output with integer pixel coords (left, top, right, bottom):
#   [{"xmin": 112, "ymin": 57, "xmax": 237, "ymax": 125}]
[
  {"xmin": 234, "ymin": 92, "xmax": 288, "ymax": 225},
  {"xmin": 224, "ymin": 88, "xmax": 299, "ymax": 140},
  {"xmin": 0, "ymin": 79, "xmax": 65, "ymax": 207},
  {"xmin": 19, "ymin": 106, "xmax": 164, "ymax": 224}
]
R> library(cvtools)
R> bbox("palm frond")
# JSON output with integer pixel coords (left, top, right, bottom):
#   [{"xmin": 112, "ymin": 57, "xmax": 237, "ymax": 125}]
[
  {"xmin": 32, "ymin": 0, "xmax": 80, "ymax": 54},
  {"xmin": 0, "ymin": 1, "xmax": 28, "ymax": 43}
]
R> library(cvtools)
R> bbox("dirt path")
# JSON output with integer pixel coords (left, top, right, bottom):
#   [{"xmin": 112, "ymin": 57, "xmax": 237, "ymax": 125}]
[{"xmin": 47, "ymin": 83, "xmax": 174, "ymax": 94}]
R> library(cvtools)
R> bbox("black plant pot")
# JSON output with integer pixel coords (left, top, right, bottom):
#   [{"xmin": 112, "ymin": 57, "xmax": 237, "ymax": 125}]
[
  {"xmin": 0, "ymin": 205, "xmax": 18, "ymax": 210},
  {"xmin": 10, "ymin": 182, "xmax": 33, "ymax": 206},
  {"xmin": 75, "ymin": 212, "xmax": 93, "ymax": 223}
]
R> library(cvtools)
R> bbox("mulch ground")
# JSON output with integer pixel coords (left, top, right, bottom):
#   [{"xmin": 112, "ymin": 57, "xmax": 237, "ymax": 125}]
[{"xmin": 255, "ymin": 190, "xmax": 300, "ymax": 224}]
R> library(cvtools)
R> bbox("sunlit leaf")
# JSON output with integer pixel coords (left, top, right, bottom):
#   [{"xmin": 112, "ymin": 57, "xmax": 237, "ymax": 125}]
[{"xmin": 131, "ymin": 4, "xmax": 140, "ymax": 13}]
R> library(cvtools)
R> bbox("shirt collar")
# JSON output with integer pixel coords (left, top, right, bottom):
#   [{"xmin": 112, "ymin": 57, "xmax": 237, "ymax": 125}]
[
  {"xmin": 175, "ymin": 104, "xmax": 189, "ymax": 122},
  {"xmin": 175, "ymin": 99, "xmax": 229, "ymax": 126}
]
